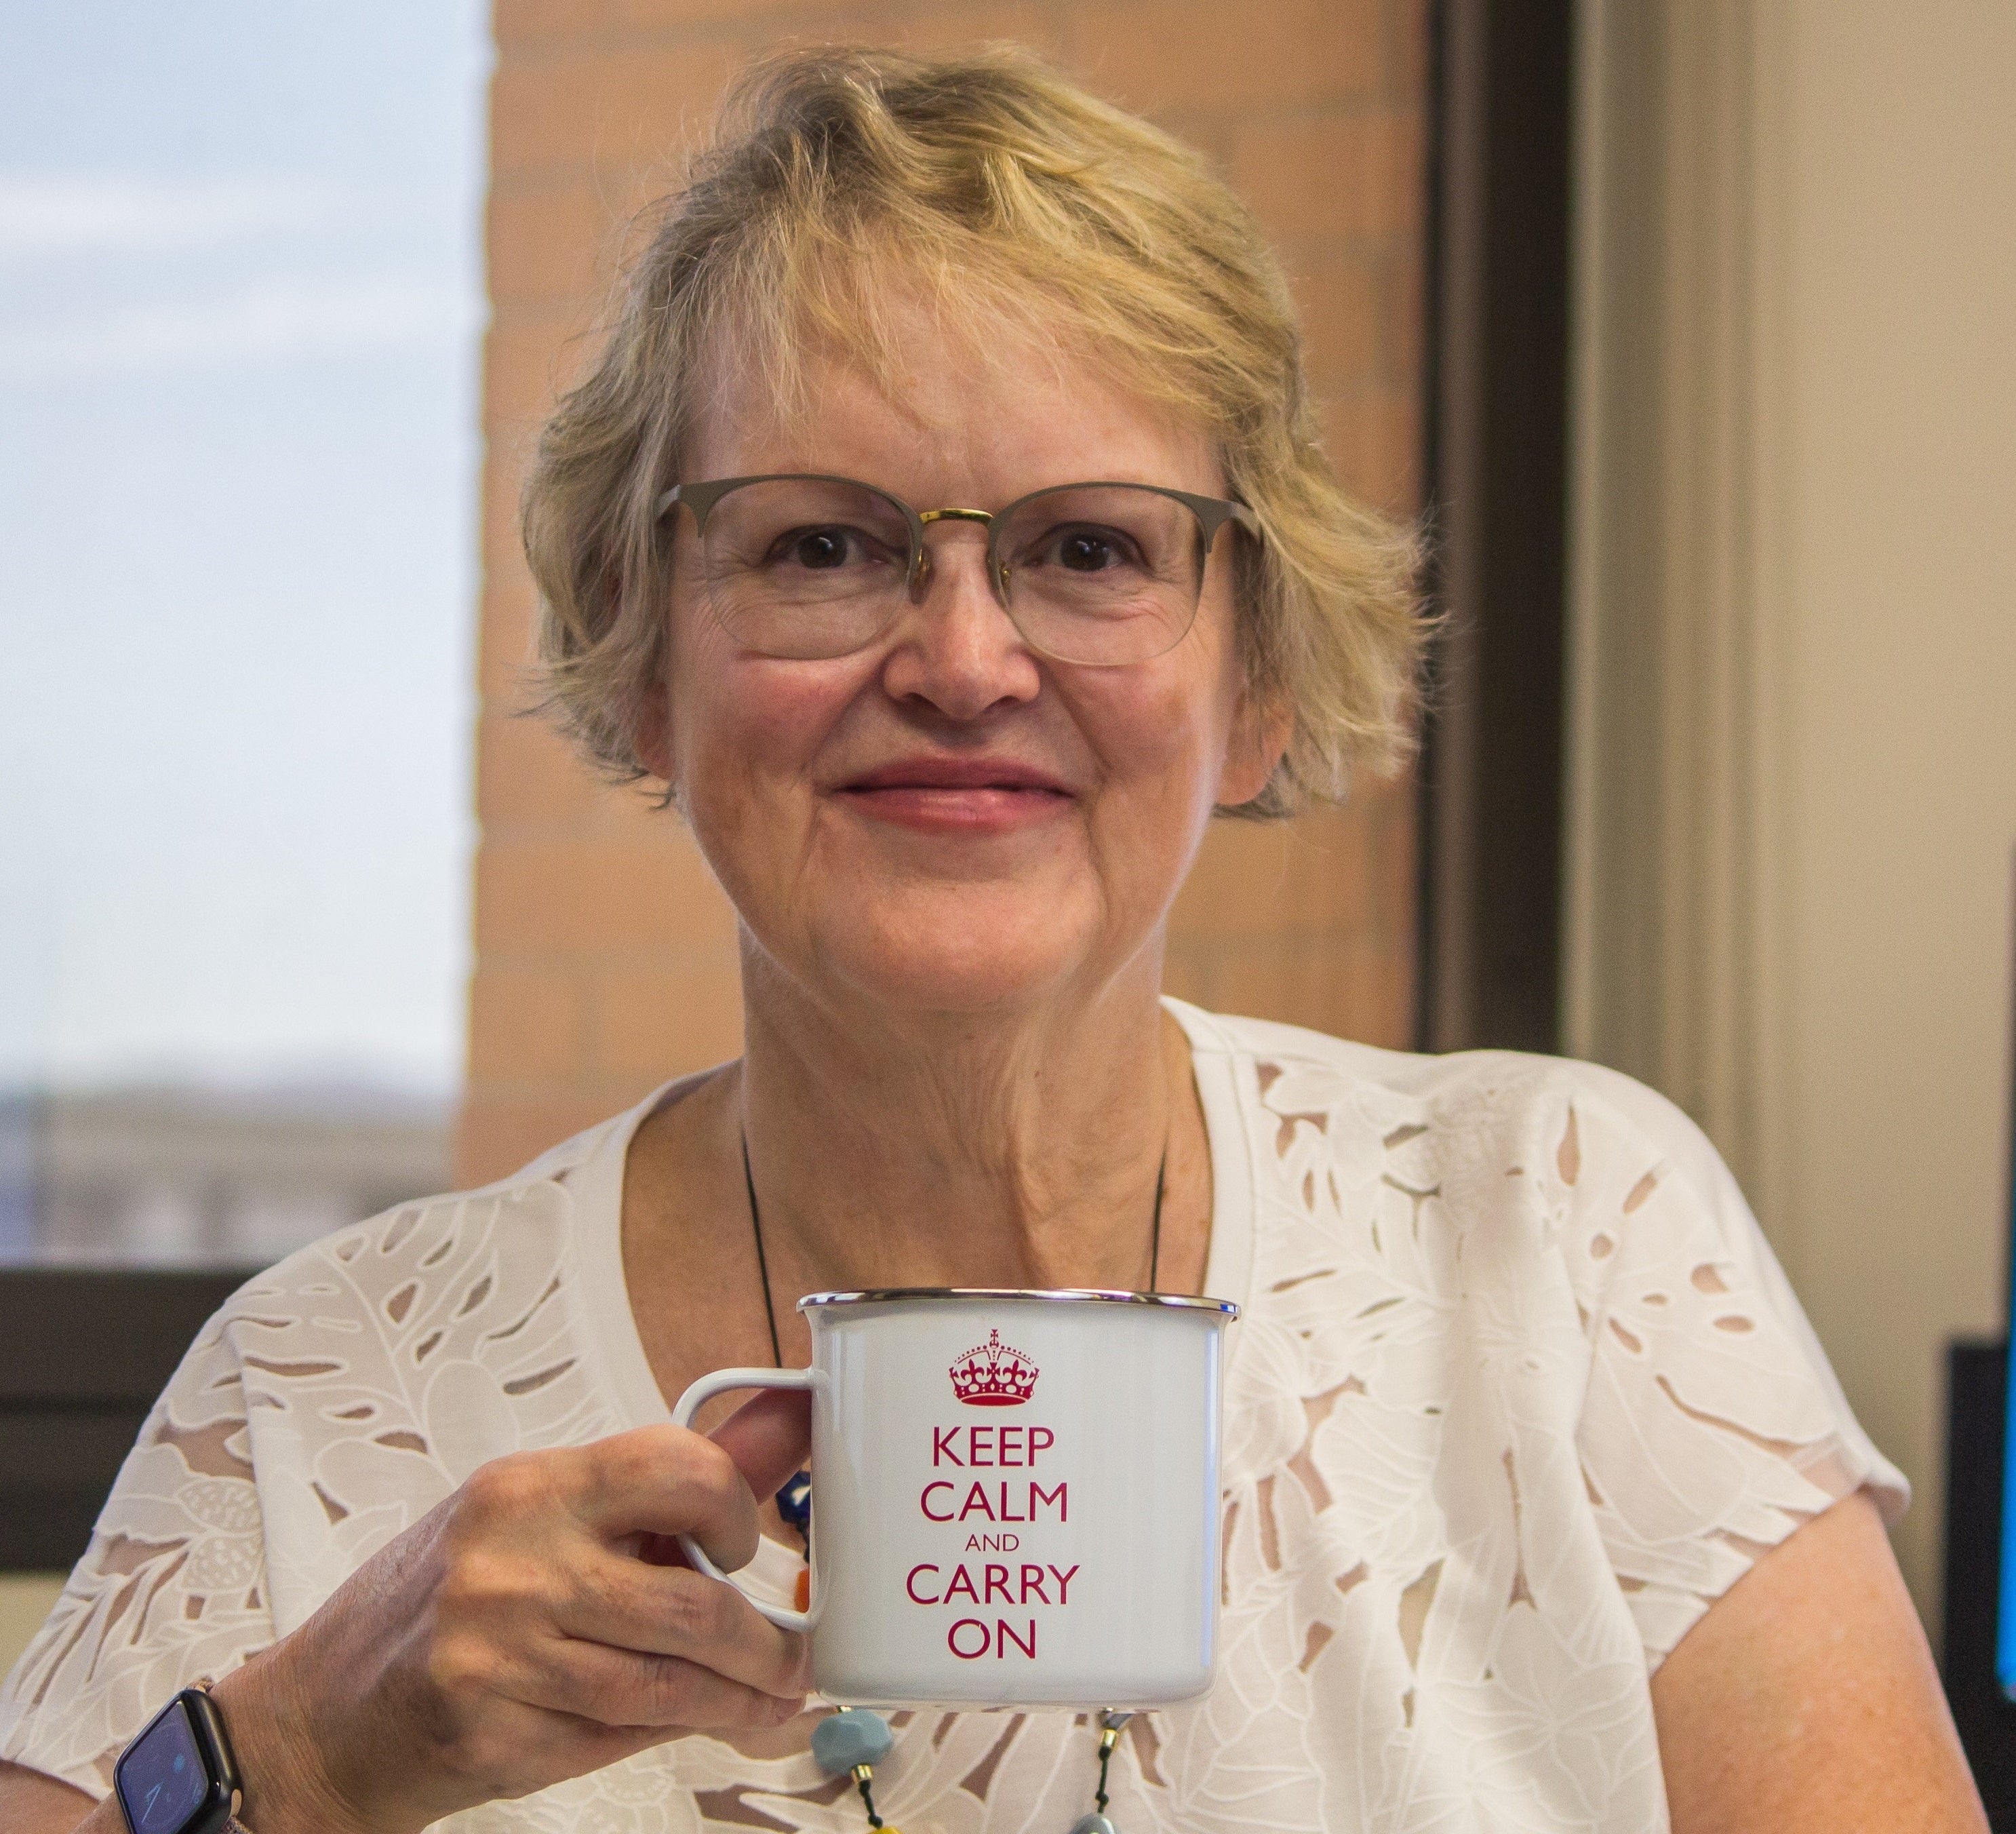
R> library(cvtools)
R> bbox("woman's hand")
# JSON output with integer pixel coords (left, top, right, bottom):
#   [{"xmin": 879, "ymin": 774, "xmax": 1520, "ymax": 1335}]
[{"xmin": 211, "ymin": 1390, "xmax": 814, "ymax": 1834}]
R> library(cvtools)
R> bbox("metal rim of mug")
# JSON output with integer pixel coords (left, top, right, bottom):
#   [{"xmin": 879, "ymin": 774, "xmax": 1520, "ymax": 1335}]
[{"xmin": 795, "ymin": 1287, "xmax": 1239, "ymax": 1319}]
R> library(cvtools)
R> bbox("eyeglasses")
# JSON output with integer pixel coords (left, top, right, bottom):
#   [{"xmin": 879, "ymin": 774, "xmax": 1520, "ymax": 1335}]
[{"xmin": 654, "ymin": 473, "xmax": 1259, "ymax": 667}]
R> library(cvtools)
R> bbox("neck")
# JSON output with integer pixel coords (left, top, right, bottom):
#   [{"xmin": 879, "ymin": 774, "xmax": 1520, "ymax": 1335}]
[{"xmin": 735, "ymin": 931, "xmax": 1179, "ymax": 1296}]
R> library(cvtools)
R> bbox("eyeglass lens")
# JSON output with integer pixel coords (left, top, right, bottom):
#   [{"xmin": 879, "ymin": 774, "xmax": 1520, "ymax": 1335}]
[{"xmin": 688, "ymin": 477, "xmax": 1211, "ymax": 665}]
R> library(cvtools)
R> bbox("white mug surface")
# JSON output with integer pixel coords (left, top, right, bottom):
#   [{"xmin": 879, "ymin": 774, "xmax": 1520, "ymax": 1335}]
[{"xmin": 671, "ymin": 1287, "xmax": 1236, "ymax": 1711}]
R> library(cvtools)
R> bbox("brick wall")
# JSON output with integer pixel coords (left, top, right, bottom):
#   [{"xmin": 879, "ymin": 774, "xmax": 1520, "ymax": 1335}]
[{"xmin": 461, "ymin": 0, "xmax": 1429, "ymax": 1184}]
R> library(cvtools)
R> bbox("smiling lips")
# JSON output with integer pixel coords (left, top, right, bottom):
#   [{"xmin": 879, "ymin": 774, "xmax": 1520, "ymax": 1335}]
[{"xmin": 837, "ymin": 756, "xmax": 1075, "ymax": 834}]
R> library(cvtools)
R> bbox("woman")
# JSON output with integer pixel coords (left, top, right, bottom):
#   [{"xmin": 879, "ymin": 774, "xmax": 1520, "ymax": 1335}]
[{"xmin": 0, "ymin": 45, "xmax": 1984, "ymax": 1834}]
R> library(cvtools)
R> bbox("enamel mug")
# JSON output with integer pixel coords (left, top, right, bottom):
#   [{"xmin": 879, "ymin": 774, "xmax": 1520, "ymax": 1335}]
[{"xmin": 670, "ymin": 1287, "xmax": 1238, "ymax": 1709}]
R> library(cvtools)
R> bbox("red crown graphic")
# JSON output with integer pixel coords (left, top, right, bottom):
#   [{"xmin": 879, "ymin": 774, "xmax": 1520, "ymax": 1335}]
[{"xmin": 949, "ymin": 1328, "xmax": 1040, "ymax": 1407}]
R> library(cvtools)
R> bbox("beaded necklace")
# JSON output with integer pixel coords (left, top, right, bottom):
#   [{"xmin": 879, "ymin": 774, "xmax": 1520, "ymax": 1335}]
[{"xmin": 741, "ymin": 1130, "xmax": 1163, "ymax": 1834}]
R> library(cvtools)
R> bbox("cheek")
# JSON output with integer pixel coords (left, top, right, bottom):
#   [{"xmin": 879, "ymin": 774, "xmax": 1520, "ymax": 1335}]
[
  {"xmin": 1103, "ymin": 688, "xmax": 1219, "ymax": 789},
  {"xmin": 1084, "ymin": 614, "xmax": 1243, "ymax": 804},
  {"xmin": 665, "ymin": 599, "xmax": 863, "ymax": 799},
  {"xmin": 1069, "ymin": 667, "xmax": 1238, "ymax": 882}
]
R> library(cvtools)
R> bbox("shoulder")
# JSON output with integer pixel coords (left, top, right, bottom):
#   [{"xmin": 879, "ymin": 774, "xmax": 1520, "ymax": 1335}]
[
  {"xmin": 186, "ymin": 1104, "xmax": 654, "ymax": 1620},
  {"xmin": 209, "ymin": 1109, "xmax": 613, "ymax": 1363},
  {"xmin": 229, "ymin": 1089, "xmax": 661, "ymax": 1314},
  {"xmin": 1175, "ymin": 1002, "xmax": 1907, "ymax": 1677},
  {"xmin": 1171, "ymin": 998, "xmax": 1768, "ymax": 1338},
  {"xmin": 220, "ymin": 1097, "xmax": 650, "ymax": 1403},
  {"xmin": 1170, "ymin": 997, "xmax": 1703, "ymax": 1184}
]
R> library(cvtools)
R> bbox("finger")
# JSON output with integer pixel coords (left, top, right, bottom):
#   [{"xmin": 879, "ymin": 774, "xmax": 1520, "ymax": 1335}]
[
  {"xmin": 634, "ymin": 1391, "xmax": 814, "ymax": 1571},
  {"xmin": 558, "ymin": 1556, "xmax": 812, "ymax": 1696},
  {"xmin": 563, "ymin": 1426, "xmax": 762, "ymax": 1572},
  {"xmin": 710, "ymin": 1386, "xmax": 812, "ymax": 1505},
  {"xmin": 520, "ymin": 1636, "xmax": 807, "ymax": 1734}
]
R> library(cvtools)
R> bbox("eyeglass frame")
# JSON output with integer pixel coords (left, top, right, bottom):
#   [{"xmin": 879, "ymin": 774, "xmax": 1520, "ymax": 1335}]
[{"xmin": 652, "ymin": 472, "xmax": 1261, "ymax": 664}]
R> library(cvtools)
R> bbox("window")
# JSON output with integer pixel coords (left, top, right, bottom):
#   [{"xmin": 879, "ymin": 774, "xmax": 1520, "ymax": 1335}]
[{"xmin": 0, "ymin": 5, "xmax": 488, "ymax": 1268}]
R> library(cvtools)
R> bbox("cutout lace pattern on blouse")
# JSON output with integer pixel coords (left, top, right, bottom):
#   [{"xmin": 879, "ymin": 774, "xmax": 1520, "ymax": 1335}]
[{"xmin": 0, "ymin": 1017, "xmax": 1902, "ymax": 1831}]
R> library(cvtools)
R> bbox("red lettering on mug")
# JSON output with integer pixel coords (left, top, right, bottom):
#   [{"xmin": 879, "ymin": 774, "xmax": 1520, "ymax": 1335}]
[
  {"xmin": 949, "ymin": 1618, "xmax": 990, "ymax": 1660},
  {"xmin": 1019, "ymin": 1563, "xmax": 1050, "ymax": 1603},
  {"xmin": 1048, "ymin": 1563, "xmax": 1080, "ymax": 1603},
  {"xmin": 1031, "ymin": 1481, "xmax": 1067, "ymax": 1521},
  {"xmin": 946, "ymin": 1618, "xmax": 1038, "ymax": 1660},
  {"xmin": 906, "ymin": 1564, "xmax": 941, "ymax": 1604},
  {"xmin": 997, "ymin": 1618, "xmax": 1037, "ymax": 1659},
  {"xmin": 957, "ymin": 1482, "xmax": 995, "ymax": 1521},
  {"xmin": 998, "ymin": 1483, "xmax": 1026, "ymax": 1523},
  {"xmin": 944, "ymin": 1564, "xmax": 980, "ymax": 1603},
  {"xmin": 921, "ymin": 1481, "xmax": 955, "ymax": 1521},
  {"xmin": 932, "ymin": 1424, "xmax": 1055, "ymax": 1467},
  {"xmin": 984, "ymin": 1563, "xmax": 1011, "ymax": 1604}
]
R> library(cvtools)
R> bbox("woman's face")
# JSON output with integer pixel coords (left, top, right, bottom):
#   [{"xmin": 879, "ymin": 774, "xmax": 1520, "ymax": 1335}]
[{"xmin": 650, "ymin": 311, "xmax": 1282, "ymax": 1022}]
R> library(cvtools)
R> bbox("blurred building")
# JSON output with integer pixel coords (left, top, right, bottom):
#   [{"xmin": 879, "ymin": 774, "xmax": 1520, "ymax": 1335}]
[{"xmin": 0, "ymin": 1086, "xmax": 452, "ymax": 1268}]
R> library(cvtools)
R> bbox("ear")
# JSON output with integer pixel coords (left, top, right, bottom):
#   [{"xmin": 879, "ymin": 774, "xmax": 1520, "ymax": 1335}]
[{"xmin": 1214, "ymin": 684, "xmax": 1293, "ymax": 809}]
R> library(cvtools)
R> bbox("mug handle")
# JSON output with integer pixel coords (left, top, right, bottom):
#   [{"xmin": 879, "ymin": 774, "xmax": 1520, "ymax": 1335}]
[{"xmin": 668, "ymin": 1366, "xmax": 821, "ymax": 1633}]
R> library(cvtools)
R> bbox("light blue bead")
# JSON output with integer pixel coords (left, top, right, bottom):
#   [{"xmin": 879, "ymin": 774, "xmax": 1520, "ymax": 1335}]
[
  {"xmin": 1068, "ymin": 1816, "xmax": 1118, "ymax": 1834},
  {"xmin": 811, "ymin": 1708, "xmax": 893, "ymax": 1775}
]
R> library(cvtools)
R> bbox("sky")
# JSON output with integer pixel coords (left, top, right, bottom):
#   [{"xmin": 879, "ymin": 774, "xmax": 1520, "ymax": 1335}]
[{"xmin": 0, "ymin": 3, "xmax": 490, "ymax": 1095}]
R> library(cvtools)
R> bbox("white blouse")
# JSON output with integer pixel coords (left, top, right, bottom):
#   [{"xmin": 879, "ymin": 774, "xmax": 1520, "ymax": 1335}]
[{"xmin": 1, "ymin": 1001, "xmax": 1905, "ymax": 1833}]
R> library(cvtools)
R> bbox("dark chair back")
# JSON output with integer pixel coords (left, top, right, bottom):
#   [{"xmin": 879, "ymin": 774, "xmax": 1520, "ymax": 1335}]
[
  {"xmin": 1944, "ymin": 1339, "xmax": 2016, "ymax": 1825},
  {"xmin": 0, "ymin": 1268, "xmax": 249, "ymax": 1570}
]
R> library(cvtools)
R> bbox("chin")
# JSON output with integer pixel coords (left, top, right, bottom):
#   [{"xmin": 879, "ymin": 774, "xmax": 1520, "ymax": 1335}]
[{"xmin": 812, "ymin": 885, "xmax": 1110, "ymax": 1017}]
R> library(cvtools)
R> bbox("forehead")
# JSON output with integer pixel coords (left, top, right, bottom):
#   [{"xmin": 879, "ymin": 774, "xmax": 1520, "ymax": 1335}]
[{"xmin": 684, "ymin": 284, "xmax": 1222, "ymax": 505}]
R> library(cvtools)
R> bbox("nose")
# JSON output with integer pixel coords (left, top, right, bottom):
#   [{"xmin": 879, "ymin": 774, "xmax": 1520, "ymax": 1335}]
[{"xmin": 877, "ymin": 521, "xmax": 1042, "ymax": 720}]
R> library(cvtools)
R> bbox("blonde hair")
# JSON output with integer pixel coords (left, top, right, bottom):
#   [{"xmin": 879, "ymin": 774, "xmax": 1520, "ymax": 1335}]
[{"xmin": 524, "ymin": 43, "xmax": 1423, "ymax": 817}]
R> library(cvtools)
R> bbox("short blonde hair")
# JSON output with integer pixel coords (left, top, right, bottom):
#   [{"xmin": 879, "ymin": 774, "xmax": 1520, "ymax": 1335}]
[{"xmin": 524, "ymin": 44, "xmax": 1423, "ymax": 817}]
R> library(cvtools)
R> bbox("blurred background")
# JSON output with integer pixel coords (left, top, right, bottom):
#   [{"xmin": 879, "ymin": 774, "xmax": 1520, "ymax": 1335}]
[
  {"xmin": 1, "ymin": 0, "xmax": 2012, "ymax": 1775},
  {"xmin": 0, "ymin": 3, "xmax": 488, "ymax": 1263}
]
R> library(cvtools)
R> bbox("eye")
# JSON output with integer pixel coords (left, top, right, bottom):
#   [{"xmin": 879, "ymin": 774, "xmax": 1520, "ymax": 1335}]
[
  {"xmin": 1037, "ymin": 523, "xmax": 1145, "ymax": 572},
  {"xmin": 784, "ymin": 526, "xmax": 854, "ymax": 569}
]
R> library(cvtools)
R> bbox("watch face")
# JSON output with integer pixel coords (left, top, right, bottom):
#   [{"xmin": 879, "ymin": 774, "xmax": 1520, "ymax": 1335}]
[{"xmin": 117, "ymin": 1698, "xmax": 213, "ymax": 1834}]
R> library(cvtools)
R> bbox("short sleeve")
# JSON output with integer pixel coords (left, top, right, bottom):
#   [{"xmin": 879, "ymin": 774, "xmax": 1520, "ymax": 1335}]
[
  {"xmin": 0, "ymin": 1306, "xmax": 274, "ymax": 1799},
  {"xmin": 1561, "ymin": 1072, "xmax": 1909, "ymax": 1669}
]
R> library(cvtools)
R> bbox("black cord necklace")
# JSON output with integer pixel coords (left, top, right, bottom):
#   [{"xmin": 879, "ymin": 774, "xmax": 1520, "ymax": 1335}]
[
  {"xmin": 738, "ymin": 1127, "xmax": 1165, "ymax": 1834},
  {"xmin": 743, "ymin": 1133, "xmax": 787, "ymax": 1368}
]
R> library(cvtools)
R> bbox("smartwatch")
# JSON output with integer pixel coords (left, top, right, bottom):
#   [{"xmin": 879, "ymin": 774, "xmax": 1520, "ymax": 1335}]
[{"xmin": 113, "ymin": 1681, "xmax": 248, "ymax": 1834}]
